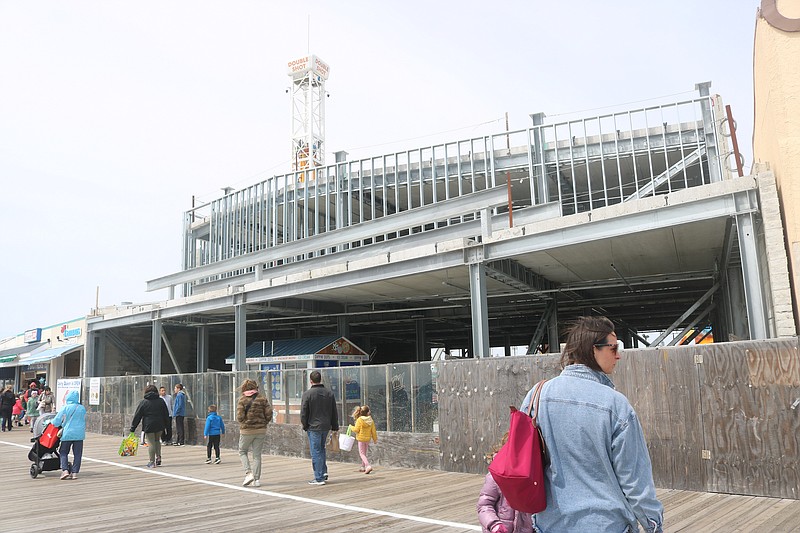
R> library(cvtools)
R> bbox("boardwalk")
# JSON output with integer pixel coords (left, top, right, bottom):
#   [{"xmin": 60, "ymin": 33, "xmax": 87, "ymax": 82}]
[{"xmin": 2, "ymin": 429, "xmax": 800, "ymax": 532}]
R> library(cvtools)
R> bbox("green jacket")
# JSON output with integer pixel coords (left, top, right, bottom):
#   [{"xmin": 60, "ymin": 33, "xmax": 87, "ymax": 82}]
[{"xmin": 26, "ymin": 396, "xmax": 40, "ymax": 417}]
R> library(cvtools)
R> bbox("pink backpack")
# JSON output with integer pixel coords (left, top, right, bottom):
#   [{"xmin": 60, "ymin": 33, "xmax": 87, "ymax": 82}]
[{"xmin": 488, "ymin": 379, "xmax": 549, "ymax": 513}]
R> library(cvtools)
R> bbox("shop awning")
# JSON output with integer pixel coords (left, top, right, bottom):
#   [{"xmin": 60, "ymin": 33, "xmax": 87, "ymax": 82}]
[
  {"xmin": 0, "ymin": 341, "xmax": 48, "ymax": 367},
  {"xmin": 20, "ymin": 344, "xmax": 82, "ymax": 366}
]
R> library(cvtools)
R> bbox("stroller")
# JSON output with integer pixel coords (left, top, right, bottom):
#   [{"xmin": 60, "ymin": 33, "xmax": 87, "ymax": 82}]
[{"xmin": 28, "ymin": 412, "xmax": 71, "ymax": 478}]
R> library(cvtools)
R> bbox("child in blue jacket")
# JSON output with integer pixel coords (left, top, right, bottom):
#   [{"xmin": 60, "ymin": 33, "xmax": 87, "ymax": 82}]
[{"xmin": 204, "ymin": 404, "xmax": 225, "ymax": 464}]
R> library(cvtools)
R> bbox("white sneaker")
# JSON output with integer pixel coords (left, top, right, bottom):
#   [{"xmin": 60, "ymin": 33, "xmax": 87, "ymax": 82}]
[
  {"xmin": 243, "ymin": 472, "xmax": 255, "ymax": 486},
  {"xmin": 253, "ymin": 480, "xmax": 261, "ymax": 487}
]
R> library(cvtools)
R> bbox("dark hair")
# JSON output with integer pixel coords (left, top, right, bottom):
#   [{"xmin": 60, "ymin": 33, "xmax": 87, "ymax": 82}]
[
  {"xmin": 560, "ymin": 316, "xmax": 615, "ymax": 371},
  {"xmin": 43, "ymin": 386, "xmax": 51, "ymax": 392},
  {"xmin": 175, "ymin": 383, "xmax": 184, "ymax": 390},
  {"xmin": 309, "ymin": 370, "xmax": 322, "ymax": 384},
  {"xmin": 144, "ymin": 384, "xmax": 158, "ymax": 395}
]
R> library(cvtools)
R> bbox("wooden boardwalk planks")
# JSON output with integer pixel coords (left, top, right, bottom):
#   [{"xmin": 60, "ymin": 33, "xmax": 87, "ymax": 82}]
[{"xmin": 2, "ymin": 430, "xmax": 800, "ymax": 532}]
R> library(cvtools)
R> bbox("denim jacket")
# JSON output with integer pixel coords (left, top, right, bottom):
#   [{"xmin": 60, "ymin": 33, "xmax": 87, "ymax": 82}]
[{"xmin": 520, "ymin": 365, "xmax": 663, "ymax": 533}]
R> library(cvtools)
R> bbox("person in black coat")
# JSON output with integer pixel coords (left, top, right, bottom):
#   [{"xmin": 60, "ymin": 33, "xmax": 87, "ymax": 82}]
[
  {"xmin": 130, "ymin": 385, "xmax": 169, "ymax": 468},
  {"xmin": 0, "ymin": 385, "xmax": 16, "ymax": 431}
]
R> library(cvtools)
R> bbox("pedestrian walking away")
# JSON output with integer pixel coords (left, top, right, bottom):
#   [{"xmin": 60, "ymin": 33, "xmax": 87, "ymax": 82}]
[
  {"xmin": 0, "ymin": 385, "xmax": 15, "ymax": 431},
  {"xmin": 348, "ymin": 405, "xmax": 378, "ymax": 474},
  {"xmin": 519, "ymin": 315, "xmax": 663, "ymax": 532},
  {"xmin": 300, "ymin": 370, "xmax": 339, "ymax": 485},
  {"xmin": 236, "ymin": 379, "xmax": 273, "ymax": 487},
  {"xmin": 50, "ymin": 390, "xmax": 87, "ymax": 479},
  {"xmin": 173, "ymin": 383, "xmax": 186, "ymax": 446},
  {"xmin": 129, "ymin": 384, "xmax": 170, "ymax": 468},
  {"xmin": 159, "ymin": 386, "xmax": 173, "ymax": 445},
  {"xmin": 204, "ymin": 404, "xmax": 225, "ymax": 464}
]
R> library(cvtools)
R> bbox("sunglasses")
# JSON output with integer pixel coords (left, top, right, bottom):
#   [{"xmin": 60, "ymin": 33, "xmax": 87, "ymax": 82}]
[{"xmin": 594, "ymin": 342, "xmax": 620, "ymax": 353}]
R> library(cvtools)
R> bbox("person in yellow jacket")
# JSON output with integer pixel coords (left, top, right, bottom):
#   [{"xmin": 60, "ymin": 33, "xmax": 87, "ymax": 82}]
[{"xmin": 348, "ymin": 405, "xmax": 378, "ymax": 474}]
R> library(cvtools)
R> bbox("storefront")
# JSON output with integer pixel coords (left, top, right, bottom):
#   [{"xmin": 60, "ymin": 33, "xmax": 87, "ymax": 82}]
[{"xmin": 0, "ymin": 320, "xmax": 85, "ymax": 392}]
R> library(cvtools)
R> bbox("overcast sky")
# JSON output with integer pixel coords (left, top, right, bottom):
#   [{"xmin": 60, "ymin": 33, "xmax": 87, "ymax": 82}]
[{"xmin": 0, "ymin": 1, "xmax": 760, "ymax": 339}]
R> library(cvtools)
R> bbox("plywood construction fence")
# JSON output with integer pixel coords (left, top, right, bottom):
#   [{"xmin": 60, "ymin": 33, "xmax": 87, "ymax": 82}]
[{"xmin": 436, "ymin": 338, "xmax": 800, "ymax": 499}]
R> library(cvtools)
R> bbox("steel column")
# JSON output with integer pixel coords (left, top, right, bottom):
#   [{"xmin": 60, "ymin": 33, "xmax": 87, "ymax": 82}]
[
  {"xmin": 469, "ymin": 262, "xmax": 490, "ymax": 358},
  {"xmin": 197, "ymin": 326, "xmax": 209, "ymax": 373},
  {"xmin": 151, "ymin": 319, "xmax": 162, "ymax": 374},
  {"xmin": 234, "ymin": 305, "xmax": 247, "ymax": 372}
]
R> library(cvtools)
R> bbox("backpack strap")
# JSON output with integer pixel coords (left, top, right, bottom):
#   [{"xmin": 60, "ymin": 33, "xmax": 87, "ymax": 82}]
[{"xmin": 525, "ymin": 379, "xmax": 548, "ymax": 423}]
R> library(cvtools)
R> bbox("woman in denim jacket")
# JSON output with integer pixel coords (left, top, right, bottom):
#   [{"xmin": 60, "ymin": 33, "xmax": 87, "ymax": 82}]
[{"xmin": 520, "ymin": 316, "xmax": 663, "ymax": 533}]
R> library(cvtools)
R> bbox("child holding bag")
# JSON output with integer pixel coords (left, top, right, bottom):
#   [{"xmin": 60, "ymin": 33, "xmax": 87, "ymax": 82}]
[{"xmin": 348, "ymin": 405, "xmax": 377, "ymax": 474}]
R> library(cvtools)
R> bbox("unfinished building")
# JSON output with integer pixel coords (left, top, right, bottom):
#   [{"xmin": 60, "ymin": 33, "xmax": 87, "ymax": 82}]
[{"xmin": 84, "ymin": 82, "xmax": 795, "ymax": 375}]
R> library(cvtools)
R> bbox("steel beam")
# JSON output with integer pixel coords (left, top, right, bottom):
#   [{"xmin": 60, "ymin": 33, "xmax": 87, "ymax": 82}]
[{"xmin": 148, "ymin": 186, "xmax": 510, "ymax": 291}]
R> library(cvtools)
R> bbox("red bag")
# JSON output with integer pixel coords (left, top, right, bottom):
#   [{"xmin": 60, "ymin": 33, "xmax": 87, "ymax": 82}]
[
  {"xmin": 39, "ymin": 423, "xmax": 60, "ymax": 449},
  {"xmin": 488, "ymin": 379, "xmax": 548, "ymax": 513}
]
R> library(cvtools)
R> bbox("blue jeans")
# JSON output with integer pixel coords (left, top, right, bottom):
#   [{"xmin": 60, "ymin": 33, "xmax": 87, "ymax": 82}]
[
  {"xmin": 307, "ymin": 430, "xmax": 328, "ymax": 482},
  {"xmin": 59, "ymin": 440, "xmax": 83, "ymax": 473}
]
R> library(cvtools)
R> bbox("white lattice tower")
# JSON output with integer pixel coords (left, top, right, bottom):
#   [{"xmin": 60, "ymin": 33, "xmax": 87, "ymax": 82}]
[{"xmin": 287, "ymin": 55, "xmax": 329, "ymax": 180}]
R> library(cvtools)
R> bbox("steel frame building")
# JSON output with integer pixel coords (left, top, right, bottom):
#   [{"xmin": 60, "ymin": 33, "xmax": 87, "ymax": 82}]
[{"xmin": 84, "ymin": 82, "xmax": 795, "ymax": 376}]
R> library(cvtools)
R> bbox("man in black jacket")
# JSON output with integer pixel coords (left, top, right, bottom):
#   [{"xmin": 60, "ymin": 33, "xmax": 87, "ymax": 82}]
[
  {"xmin": 300, "ymin": 370, "xmax": 339, "ymax": 485},
  {"xmin": 130, "ymin": 385, "xmax": 170, "ymax": 468}
]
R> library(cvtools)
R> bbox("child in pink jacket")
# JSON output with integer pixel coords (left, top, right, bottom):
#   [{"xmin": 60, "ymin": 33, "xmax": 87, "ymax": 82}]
[{"xmin": 477, "ymin": 473, "xmax": 533, "ymax": 533}]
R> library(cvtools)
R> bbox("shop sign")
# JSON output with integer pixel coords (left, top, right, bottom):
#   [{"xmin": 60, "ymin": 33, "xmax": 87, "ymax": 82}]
[
  {"xmin": 24, "ymin": 328, "xmax": 42, "ymax": 343},
  {"xmin": 61, "ymin": 324, "xmax": 82, "ymax": 339}
]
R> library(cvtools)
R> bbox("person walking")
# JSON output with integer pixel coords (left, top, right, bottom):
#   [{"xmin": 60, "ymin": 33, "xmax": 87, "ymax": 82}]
[
  {"xmin": 300, "ymin": 370, "xmax": 339, "ymax": 486},
  {"xmin": 204, "ymin": 404, "xmax": 225, "ymax": 464},
  {"xmin": 159, "ymin": 386, "xmax": 173, "ymax": 445},
  {"xmin": 130, "ymin": 384, "xmax": 170, "ymax": 468},
  {"xmin": 236, "ymin": 379, "xmax": 273, "ymax": 487},
  {"xmin": 519, "ymin": 316, "xmax": 663, "ymax": 533},
  {"xmin": 0, "ymin": 385, "xmax": 15, "ymax": 431},
  {"xmin": 173, "ymin": 383, "xmax": 186, "ymax": 446},
  {"xmin": 51, "ymin": 390, "xmax": 87, "ymax": 480},
  {"xmin": 348, "ymin": 405, "xmax": 378, "ymax": 474}
]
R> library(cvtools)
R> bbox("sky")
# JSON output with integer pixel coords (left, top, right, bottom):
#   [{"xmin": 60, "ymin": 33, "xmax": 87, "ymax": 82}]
[{"xmin": 0, "ymin": 0, "xmax": 761, "ymax": 340}]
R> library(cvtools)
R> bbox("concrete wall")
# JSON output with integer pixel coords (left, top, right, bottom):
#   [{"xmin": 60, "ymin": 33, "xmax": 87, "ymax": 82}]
[{"xmin": 754, "ymin": 0, "xmax": 800, "ymax": 332}]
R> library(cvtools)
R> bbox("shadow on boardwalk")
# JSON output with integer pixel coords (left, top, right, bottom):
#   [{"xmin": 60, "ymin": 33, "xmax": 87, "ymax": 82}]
[{"xmin": 1, "ymin": 430, "xmax": 799, "ymax": 532}]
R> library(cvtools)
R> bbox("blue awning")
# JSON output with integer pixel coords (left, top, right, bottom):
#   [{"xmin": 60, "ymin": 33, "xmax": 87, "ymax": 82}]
[{"xmin": 21, "ymin": 344, "xmax": 82, "ymax": 366}]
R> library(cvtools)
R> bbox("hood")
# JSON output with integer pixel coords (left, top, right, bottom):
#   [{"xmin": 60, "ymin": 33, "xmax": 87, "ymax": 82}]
[
  {"xmin": 65, "ymin": 390, "xmax": 80, "ymax": 404},
  {"xmin": 144, "ymin": 391, "xmax": 159, "ymax": 400},
  {"xmin": 360, "ymin": 415, "xmax": 374, "ymax": 426}
]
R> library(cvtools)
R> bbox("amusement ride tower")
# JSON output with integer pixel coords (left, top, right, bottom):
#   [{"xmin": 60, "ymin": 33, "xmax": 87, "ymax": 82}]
[{"xmin": 287, "ymin": 54, "xmax": 330, "ymax": 181}]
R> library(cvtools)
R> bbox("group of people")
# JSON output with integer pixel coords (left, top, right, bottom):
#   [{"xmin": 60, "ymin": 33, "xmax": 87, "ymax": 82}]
[
  {"xmin": 119, "ymin": 370, "xmax": 377, "ymax": 489},
  {"xmin": 477, "ymin": 316, "xmax": 664, "ymax": 533},
  {"xmin": 0, "ymin": 382, "xmax": 55, "ymax": 431}
]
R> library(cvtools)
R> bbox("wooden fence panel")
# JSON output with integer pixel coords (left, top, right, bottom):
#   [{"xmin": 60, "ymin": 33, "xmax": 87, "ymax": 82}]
[
  {"xmin": 615, "ymin": 346, "xmax": 705, "ymax": 491},
  {"xmin": 437, "ymin": 355, "xmax": 561, "ymax": 473},
  {"xmin": 700, "ymin": 338, "xmax": 800, "ymax": 498}
]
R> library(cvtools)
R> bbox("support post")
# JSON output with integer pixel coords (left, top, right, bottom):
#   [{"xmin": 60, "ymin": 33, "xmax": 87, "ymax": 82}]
[
  {"xmin": 469, "ymin": 262, "xmax": 490, "ymax": 358},
  {"xmin": 547, "ymin": 301, "xmax": 559, "ymax": 353},
  {"xmin": 197, "ymin": 326, "xmax": 209, "ymax": 373},
  {"xmin": 736, "ymin": 210, "xmax": 770, "ymax": 339},
  {"xmin": 234, "ymin": 305, "xmax": 247, "ymax": 372},
  {"xmin": 151, "ymin": 319, "xmax": 162, "ymax": 375},
  {"xmin": 416, "ymin": 318, "xmax": 426, "ymax": 362}
]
